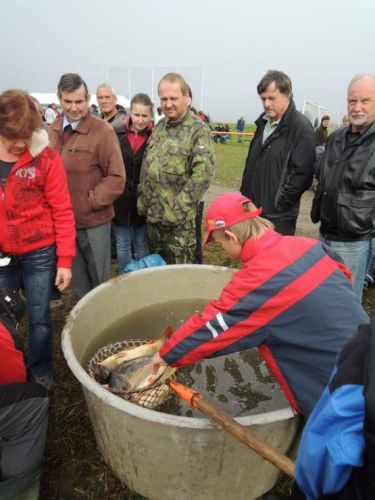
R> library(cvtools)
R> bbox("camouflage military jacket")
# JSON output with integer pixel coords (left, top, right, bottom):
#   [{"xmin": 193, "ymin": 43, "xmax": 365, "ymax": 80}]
[{"xmin": 137, "ymin": 110, "xmax": 215, "ymax": 225}]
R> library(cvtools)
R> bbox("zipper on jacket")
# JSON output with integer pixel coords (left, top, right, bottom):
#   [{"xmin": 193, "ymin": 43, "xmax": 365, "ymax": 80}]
[{"xmin": 127, "ymin": 156, "xmax": 137, "ymax": 227}]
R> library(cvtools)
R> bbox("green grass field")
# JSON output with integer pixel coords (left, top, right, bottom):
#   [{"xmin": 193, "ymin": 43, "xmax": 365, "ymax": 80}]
[
  {"xmin": 211, "ymin": 122, "xmax": 255, "ymax": 188},
  {"xmin": 213, "ymin": 141, "xmax": 249, "ymax": 188},
  {"xmin": 202, "ymin": 135, "xmax": 254, "ymax": 267}
]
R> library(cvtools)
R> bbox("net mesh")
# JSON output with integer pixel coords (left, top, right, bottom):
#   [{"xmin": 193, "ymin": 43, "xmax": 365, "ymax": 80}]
[{"xmin": 88, "ymin": 339, "xmax": 174, "ymax": 410}]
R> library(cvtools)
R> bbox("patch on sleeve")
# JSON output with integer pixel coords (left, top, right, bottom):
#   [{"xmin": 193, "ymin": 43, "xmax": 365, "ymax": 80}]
[{"xmin": 195, "ymin": 144, "xmax": 208, "ymax": 154}]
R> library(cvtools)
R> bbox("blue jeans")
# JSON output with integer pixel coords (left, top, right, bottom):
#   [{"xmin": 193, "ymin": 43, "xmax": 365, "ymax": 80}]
[
  {"xmin": 0, "ymin": 245, "xmax": 55, "ymax": 377},
  {"xmin": 113, "ymin": 224, "xmax": 150, "ymax": 273},
  {"xmin": 320, "ymin": 236, "xmax": 373, "ymax": 303}
]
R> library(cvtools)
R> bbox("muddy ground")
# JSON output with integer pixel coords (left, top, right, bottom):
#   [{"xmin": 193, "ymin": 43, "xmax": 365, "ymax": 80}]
[{"xmin": 39, "ymin": 186, "xmax": 375, "ymax": 499}]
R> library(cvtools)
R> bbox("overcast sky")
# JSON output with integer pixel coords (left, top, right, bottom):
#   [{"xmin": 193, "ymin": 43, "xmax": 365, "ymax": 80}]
[{"xmin": 1, "ymin": 0, "xmax": 374, "ymax": 122}]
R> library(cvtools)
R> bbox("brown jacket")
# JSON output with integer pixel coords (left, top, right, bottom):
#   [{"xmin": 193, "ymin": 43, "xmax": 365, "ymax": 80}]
[{"xmin": 49, "ymin": 113, "xmax": 125, "ymax": 229}]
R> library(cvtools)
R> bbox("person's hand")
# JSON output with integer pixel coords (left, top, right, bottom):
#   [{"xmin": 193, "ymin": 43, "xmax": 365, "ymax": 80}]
[
  {"xmin": 151, "ymin": 351, "xmax": 162, "ymax": 373},
  {"xmin": 147, "ymin": 351, "xmax": 166, "ymax": 386},
  {"xmin": 55, "ymin": 267, "xmax": 72, "ymax": 291}
]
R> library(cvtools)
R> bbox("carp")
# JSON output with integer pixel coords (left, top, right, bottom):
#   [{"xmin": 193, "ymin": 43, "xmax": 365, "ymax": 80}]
[
  {"xmin": 109, "ymin": 354, "xmax": 176, "ymax": 393},
  {"xmin": 94, "ymin": 325, "xmax": 176, "ymax": 395},
  {"xmin": 109, "ymin": 355, "xmax": 153, "ymax": 392}
]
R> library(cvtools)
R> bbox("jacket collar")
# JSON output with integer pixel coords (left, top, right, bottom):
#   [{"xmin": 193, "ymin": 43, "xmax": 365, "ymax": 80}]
[
  {"xmin": 256, "ymin": 100, "xmax": 297, "ymax": 131},
  {"xmin": 29, "ymin": 128, "xmax": 49, "ymax": 157},
  {"xmin": 73, "ymin": 112, "xmax": 95, "ymax": 134},
  {"xmin": 348, "ymin": 120, "xmax": 375, "ymax": 139},
  {"xmin": 239, "ymin": 229, "xmax": 282, "ymax": 262},
  {"xmin": 13, "ymin": 128, "xmax": 49, "ymax": 166},
  {"xmin": 164, "ymin": 109, "xmax": 191, "ymax": 127},
  {"xmin": 50, "ymin": 112, "xmax": 94, "ymax": 136},
  {"xmin": 334, "ymin": 120, "xmax": 375, "ymax": 151}
]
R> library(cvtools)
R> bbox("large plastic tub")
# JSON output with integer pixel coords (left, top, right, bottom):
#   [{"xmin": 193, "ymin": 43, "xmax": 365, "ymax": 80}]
[{"xmin": 62, "ymin": 265, "xmax": 299, "ymax": 500}]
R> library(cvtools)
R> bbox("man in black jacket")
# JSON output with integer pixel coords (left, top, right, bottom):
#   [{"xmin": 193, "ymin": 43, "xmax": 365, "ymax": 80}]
[
  {"xmin": 240, "ymin": 70, "xmax": 315, "ymax": 235},
  {"xmin": 311, "ymin": 73, "xmax": 375, "ymax": 303}
]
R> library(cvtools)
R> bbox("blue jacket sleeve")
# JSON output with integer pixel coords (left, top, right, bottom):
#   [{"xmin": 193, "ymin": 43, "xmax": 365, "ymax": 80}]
[{"xmin": 296, "ymin": 378, "xmax": 365, "ymax": 499}]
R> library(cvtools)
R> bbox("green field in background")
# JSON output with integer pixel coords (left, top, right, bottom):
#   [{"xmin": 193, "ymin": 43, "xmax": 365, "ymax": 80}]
[{"xmin": 212, "ymin": 123, "xmax": 254, "ymax": 188}]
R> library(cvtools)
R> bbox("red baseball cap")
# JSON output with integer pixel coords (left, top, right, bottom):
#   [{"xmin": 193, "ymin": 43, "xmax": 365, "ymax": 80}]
[{"xmin": 204, "ymin": 192, "xmax": 262, "ymax": 244}]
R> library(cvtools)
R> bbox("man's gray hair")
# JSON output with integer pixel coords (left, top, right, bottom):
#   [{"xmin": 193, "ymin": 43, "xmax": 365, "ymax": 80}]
[
  {"xmin": 57, "ymin": 73, "xmax": 89, "ymax": 98},
  {"xmin": 257, "ymin": 70, "xmax": 293, "ymax": 99},
  {"xmin": 348, "ymin": 73, "xmax": 375, "ymax": 92},
  {"xmin": 96, "ymin": 83, "xmax": 117, "ymax": 97}
]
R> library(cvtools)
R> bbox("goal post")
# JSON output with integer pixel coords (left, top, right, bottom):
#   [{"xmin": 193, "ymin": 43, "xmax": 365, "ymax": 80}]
[{"xmin": 302, "ymin": 100, "xmax": 340, "ymax": 131}]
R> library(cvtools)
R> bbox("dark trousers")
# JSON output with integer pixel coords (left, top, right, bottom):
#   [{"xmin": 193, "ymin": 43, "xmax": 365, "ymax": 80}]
[
  {"xmin": 73, "ymin": 223, "xmax": 112, "ymax": 301},
  {"xmin": 0, "ymin": 383, "xmax": 48, "ymax": 499},
  {"xmin": 147, "ymin": 219, "xmax": 196, "ymax": 264}
]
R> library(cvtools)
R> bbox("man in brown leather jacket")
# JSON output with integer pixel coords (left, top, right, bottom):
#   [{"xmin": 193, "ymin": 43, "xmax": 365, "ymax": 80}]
[{"xmin": 49, "ymin": 73, "xmax": 125, "ymax": 301}]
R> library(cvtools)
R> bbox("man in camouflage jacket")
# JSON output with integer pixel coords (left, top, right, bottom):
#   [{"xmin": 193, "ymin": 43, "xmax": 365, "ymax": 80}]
[{"xmin": 138, "ymin": 73, "xmax": 215, "ymax": 264}]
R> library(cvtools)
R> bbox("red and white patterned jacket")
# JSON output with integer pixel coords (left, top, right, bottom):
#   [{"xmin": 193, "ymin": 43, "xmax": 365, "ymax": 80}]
[{"xmin": 0, "ymin": 129, "xmax": 75, "ymax": 268}]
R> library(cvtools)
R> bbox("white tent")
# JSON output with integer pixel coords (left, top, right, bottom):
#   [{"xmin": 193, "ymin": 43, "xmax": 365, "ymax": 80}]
[{"xmin": 30, "ymin": 93, "xmax": 60, "ymax": 107}]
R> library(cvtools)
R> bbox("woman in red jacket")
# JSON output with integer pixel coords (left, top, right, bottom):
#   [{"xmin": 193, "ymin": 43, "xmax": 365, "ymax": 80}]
[{"xmin": 0, "ymin": 90, "xmax": 76, "ymax": 390}]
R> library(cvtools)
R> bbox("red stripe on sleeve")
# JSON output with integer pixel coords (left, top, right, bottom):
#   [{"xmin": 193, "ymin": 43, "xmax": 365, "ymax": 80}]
[{"xmin": 163, "ymin": 254, "xmax": 338, "ymax": 367}]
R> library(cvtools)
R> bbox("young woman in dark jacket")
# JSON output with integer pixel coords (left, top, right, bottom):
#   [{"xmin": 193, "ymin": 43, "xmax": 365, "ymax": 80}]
[{"xmin": 113, "ymin": 93, "xmax": 153, "ymax": 272}]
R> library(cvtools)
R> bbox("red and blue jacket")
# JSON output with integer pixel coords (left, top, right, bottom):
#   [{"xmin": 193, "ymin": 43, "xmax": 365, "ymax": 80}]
[{"xmin": 160, "ymin": 230, "xmax": 369, "ymax": 417}]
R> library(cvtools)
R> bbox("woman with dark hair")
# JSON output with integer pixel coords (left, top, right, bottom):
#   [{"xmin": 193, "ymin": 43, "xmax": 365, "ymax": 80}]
[
  {"xmin": 314, "ymin": 114, "xmax": 330, "ymax": 146},
  {"xmin": 0, "ymin": 90, "xmax": 75, "ymax": 390},
  {"xmin": 113, "ymin": 93, "xmax": 153, "ymax": 272}
]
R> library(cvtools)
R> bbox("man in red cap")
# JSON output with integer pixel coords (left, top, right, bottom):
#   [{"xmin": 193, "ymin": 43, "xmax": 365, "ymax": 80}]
[{"xmin": 151, "ymin": 192, "xmax": 368, "ymax": 418}]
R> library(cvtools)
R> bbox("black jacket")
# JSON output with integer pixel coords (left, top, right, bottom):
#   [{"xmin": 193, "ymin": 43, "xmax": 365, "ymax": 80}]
[
  {"xmin": 315, "ymin": 125, "xmax": 328, "ymax": 146},
  {"xmin": 311, "ymin": 122, "xmax": 375, "ymax": 241},
  {"xmin": 240, "ymin": 101, "xmax": 315, "ymax": 221},
  {"xmin": 113, "ymin": 119, "xmax": 152, "ymax": 227}
]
